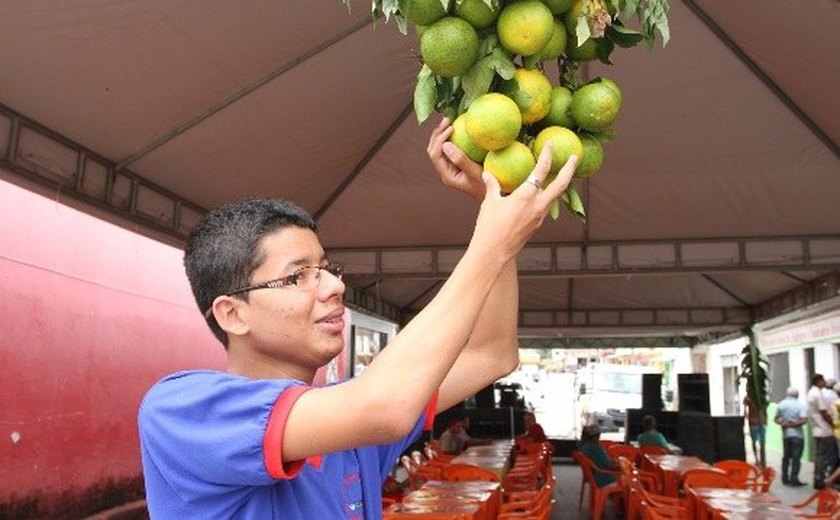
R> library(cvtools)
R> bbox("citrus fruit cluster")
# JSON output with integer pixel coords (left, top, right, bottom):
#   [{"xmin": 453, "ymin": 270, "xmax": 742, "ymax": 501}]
[
  {"xmin": 341, "ymin": 0, "xmax": 670, "ymax": 220},
  {"xmin": 406, "ymin": 0, "xmax": 630, "ymax": 219}
]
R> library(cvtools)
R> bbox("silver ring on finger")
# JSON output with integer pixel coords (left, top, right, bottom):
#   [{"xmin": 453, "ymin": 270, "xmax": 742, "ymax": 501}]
[{"xmin": 525, "ymin": 176, "xmax": 542, "ymax": 190}]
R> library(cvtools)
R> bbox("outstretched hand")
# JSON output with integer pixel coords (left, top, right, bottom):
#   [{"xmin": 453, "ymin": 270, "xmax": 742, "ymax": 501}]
[{"xmin": 427, "ymin": 117, "xmax": 485, "ymax": 201}]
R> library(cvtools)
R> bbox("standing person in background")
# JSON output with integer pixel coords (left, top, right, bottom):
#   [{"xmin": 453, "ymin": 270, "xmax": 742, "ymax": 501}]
[
  {"xmin": 831, "ymin": 381, "xmax": 840, "ymax": 474},
  {"xmin": 774, "ymin": 387, "xmax": 808, "ymax": 486},
  {"xmin": 743, "ymin": 394, "xmax": 767, "ymax": 468},
  {"xmin": 807, "ymin": 374, "xmax": 836, "ymax": 489}
]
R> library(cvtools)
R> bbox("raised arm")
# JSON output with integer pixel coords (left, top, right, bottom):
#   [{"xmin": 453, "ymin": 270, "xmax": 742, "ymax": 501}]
[
  {"xmin": 424, "ymin": 118, "xmax": 521, "ymax": 411},
  {"xmin": 282, "ymin": 119, "xmax": 577, "ymax": 461}
]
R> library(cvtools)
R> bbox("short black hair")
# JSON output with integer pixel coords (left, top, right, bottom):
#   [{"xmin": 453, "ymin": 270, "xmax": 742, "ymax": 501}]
[
  {"xmin": 642, "ymin": 415, "xmax": 656, "ymax": 431},
  {"xmin": 184, "ymin": 198, "xmax": 317, "ymax": 346},
  {"xmin": 813, "ymin": 373, "xmax": 826, "ymax": 386}
]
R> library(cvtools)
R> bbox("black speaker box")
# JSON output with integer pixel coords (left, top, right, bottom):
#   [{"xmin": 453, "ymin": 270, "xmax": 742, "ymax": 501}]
[
  {"xmin": 677, "ymin": 411, "xmax": 715, "ymax": 463},
  {"xmin": 625, "ymin": 409, "xmax": 679, "ymax": 444},
  {"xmin": 713, "ymin": 415, "xmax": 746, "ymax": 461},
  {"xmin": 642, "ymin": 373, "xmax": 664, "ymax": 410},
  {"xmin": 678, "ymin": 373, "xmax": 711, "ymax": 414}
]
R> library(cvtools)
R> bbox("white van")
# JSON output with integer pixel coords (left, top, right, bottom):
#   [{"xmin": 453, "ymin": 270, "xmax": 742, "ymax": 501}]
[{"xmin": 576, "ymin": 363, "xmax": 658, "ymax": 432}]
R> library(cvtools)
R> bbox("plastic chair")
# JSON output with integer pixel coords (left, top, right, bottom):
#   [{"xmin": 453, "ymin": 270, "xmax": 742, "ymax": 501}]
[
  {"xmin": 400, "ymin": 454, "xmax": 442, "ymax": 490},
  {"xmin": 608, "ymin": 443, "xmax": 642, "ymax": 467},
  {"xmin": 383, "ymin": 512, "xmax": 471, "ymax": 520},
  {"xmin": 680, "ymin": 468, "xmax": 734, "ymax": 492},
  {"xmin": 498, "ymin": 484, "xmax": 554, "ymax": 520},
  {"xmin": 745, "ymin": 465, "xmax": 776, "ymax": 492},
  {"xmin": 792, "ymin": 488, "xmax": 840, "ymax": 515},
  {"xmin": 640, "ymin": 445, "xmax": 670, "ymax": 457},
  {"xmin": 712, "ymin": 459, "xmax": 759, "ymax": 489},
  {"xmin": 573, "ymin": 449, "xmax": 624, "ymax": 520},
  {"xmin": 640, "ymin": 501, "xmax": 689, "ymax": 520},
  {"xmin": 440, "ymin": 463, "xmax": 499, "ymax": 483}
]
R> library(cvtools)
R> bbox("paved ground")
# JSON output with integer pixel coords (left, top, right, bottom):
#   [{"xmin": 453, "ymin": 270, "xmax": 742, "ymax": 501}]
[{"xmin": 550, "ymin": 445, "xmax": 819, "ymax": 519}]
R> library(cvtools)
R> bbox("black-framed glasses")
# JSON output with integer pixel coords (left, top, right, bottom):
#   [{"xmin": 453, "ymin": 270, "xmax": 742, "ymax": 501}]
[{"xmin": 204, "ymin": 263, "xmax": 343, "ymax": 319}]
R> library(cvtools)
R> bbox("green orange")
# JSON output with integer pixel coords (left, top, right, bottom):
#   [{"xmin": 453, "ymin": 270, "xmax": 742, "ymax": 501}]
[
  {"xmin": 464, "ymin": 93, "xmax": 522, "ymax": 151},
  {"xmin": 575, "ymin": 135, "xmax": 603, "ymax": 178},
  {"xmin": 420, "ymin": 16, "xmax": 480, "ymax": 77},
  {"xmin": 570, "ymin": 81, "xmax": 622, "ymax": 131},
  {"xmin": 449, "ymin": 113, "xmax": 488, "ymax": 163},
  {"xmin": 532, "ymin": 126, "xmax": 583, "ymax": 174},
  {"xmin": 500, "ymin": 68, "xmax": 553, "ymax": 125},
  {"xmin": 497, "ymin": 1, "xmax": 555, "ymax": 56},
  {"xmin": 484, "ymin": 141, "xmax": 536, "ymax": 193}
]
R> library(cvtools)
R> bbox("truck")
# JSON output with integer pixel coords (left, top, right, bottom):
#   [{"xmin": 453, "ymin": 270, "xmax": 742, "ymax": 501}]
[{"xmin": 576, "ymin": 363, "xmax": 659, "ymax": 433}]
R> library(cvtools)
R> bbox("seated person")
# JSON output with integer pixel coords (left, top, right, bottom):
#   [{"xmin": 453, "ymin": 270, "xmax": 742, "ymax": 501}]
[
  {"xmin": 438, "ymin": 414, "xmax": 491, "ymax": 454},
  {"xmin": 579, "ymin": 424, "xmax": 618, "ymax": 487},
  {"xmin": 637, "ymin": 415, "xmax": 673, "ymax": 453},
  {"xmin": 438, "ymin": 416, "xmax": 468, "ymax": 454},
  {"xmin": 519, "ymin": 411, "xmax": 547, "ymax": 442}
]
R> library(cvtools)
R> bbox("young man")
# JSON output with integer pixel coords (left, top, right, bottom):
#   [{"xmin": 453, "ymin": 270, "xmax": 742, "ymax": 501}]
[
  {"xmin": 808, "ymin": 373, "xmax": 836, "ymax": 489},
  {"xmin": 138, "ymin": 118, "xmax": 578, "ymax": 518},
  {"xmin": 743, "ymin": 394, "xmax": 767, "ymax": 468}
]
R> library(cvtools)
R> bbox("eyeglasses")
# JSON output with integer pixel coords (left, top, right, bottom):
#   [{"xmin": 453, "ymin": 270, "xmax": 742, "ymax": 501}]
[{"xmin": 204, "ymin": 263, "xmax": 343, "ymax": 319}]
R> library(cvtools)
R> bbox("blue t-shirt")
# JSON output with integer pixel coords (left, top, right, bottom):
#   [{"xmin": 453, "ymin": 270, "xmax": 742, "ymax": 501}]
[{"xmin": 139, "ymin": 370, "xmax": 429, "ymax": 519}]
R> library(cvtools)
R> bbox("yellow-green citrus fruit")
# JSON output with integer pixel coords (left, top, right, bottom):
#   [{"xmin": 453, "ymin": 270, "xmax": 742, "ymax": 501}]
[
  {"xmin": 420, "ymin": 17, "xmax": 480, "ymax": 77},
  {"xmin": 404, "ymin": 0, "xmax": 452, "ymax": 26},
  {"xmin": 484, "ymin": 141, "xmax": 536, "ymax": 193},
  {"xmin": 450, "ymin": 113, "xmax": 488, "ymax": 163},
  {"xmin": 454, "ymin": 0, "xmax": 501, "ymax": 29},
  {"xmin": 570, "ymin": 81, "xmax": 622, "ymax": 131},
  {"xmin": 532, "ymin": 126, "xmax": 583, "ymax": 173},
  {"xmin": 497, "ymin": 1, "xmax": 555, "ymax": 57},
  {"xmin": 563, "ymin": 0, "xmax": 585, "ymax": 32},
  {"xmin": 542, "ymin": 0, "xmax": 575, "ymax": 15},
  {"xmin": 575, "ymin": 135, "xmax": 603, "ymax": 178},
  {"xmin": 465, "ymin": 93, "xmax": 523, "ymax": 151},
  {"xmin": 565, "ymin": 31, "xmax": 598, "ymax": 61},
  {"xmin": 530, "ymin": 18, "xmax": 567, "ymax": 63},
  {"xmin": 540, "ymin": 86, "xmax": 575, "ymax": 127},
  {"xmin": 500, "ymin": 68, "xmax": 552, "ymax": 125},
  {"xmin": 597, "ymin": 77, "xmax": 622, "ymax": 106}
]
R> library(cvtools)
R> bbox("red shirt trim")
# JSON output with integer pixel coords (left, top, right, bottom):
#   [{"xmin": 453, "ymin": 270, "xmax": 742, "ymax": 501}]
[
  {"xmin": 263, "ymin": 385, "xmax": 323, "ymax": 479},
  {"xmin": 423, "ymin": 391, "xmax": 438, "ymax": 431}
]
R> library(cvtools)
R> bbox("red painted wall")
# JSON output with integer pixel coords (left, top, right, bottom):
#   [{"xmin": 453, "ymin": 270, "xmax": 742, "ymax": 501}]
[{"xmin": 0, "ymin": 179, "xmax": 225, "ymax": 512}]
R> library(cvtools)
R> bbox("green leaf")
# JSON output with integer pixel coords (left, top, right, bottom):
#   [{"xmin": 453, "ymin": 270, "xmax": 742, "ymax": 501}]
[
  {"xmin": 561, "ymin": 185, "xmax": 586, "ymax": 222},
  {"xmin": 549, "ymin": 199, "xmax": 561, "ymax": 220},
  {"xmin": 574, "ymin": 16, "xmax": 591, "ymax": 47},
  {"xmin": 595, "ymin": 37, "xmax": 615, "ymax": 65},
  {"xmin": 606, "ymin": 24, "xmax": 644, "ymax": 48},
  {"xmin": 413, "ymin": 65, "xmax": 437, "ymax": 124}
]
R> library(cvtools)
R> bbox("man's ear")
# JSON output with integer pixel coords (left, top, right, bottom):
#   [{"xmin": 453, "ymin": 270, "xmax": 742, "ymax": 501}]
[{"xmin": 212, "ymin": 296, "xmax": 250, "ymax": 337}]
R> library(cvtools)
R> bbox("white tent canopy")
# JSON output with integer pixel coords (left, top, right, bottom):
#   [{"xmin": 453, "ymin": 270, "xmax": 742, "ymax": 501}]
[{"xmin": 1, "ymin": 0, "xmax": 838, "ymax": 348}]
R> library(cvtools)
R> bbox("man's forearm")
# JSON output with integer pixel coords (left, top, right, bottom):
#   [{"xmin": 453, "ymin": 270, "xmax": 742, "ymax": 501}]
[{"xmin": 436, "ymin": 258, "xmax": 519, "ymax": 411}]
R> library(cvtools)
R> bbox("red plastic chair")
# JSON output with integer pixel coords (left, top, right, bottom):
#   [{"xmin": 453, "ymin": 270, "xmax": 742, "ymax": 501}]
[
  {"xmin": 680, "ymin": 468, "xmax": 734, "ymax": 492},
  {"xmin": 792, "ymin": 488, "xmax": 840, "ymax": 515},
  {"xmin": 573, "ymin": 449, "xmax": 624, "ymax": 520},
  {"xmin": 746, "ymin": 465, "xmax": 776, "ymax": 492},
  {"xmin": 608, "ymin": 443, "xmax": 642, "ymax": 467},
  {"xmin": 440, "ymin": 463, "xmax": 499, "ymax": 483},
  {"xmin": 640, "ymin": 445, "xmax": 670, "ymax": 457},
  {"xmin": 712, "ymin": 459, "xmax": 759, "ymax": 489}
]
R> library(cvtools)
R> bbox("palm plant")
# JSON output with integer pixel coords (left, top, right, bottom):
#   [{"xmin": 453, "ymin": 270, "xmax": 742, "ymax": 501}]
[{"xmin": 739, "ymin": 326, "xmax": 770, "ymax": 468}]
